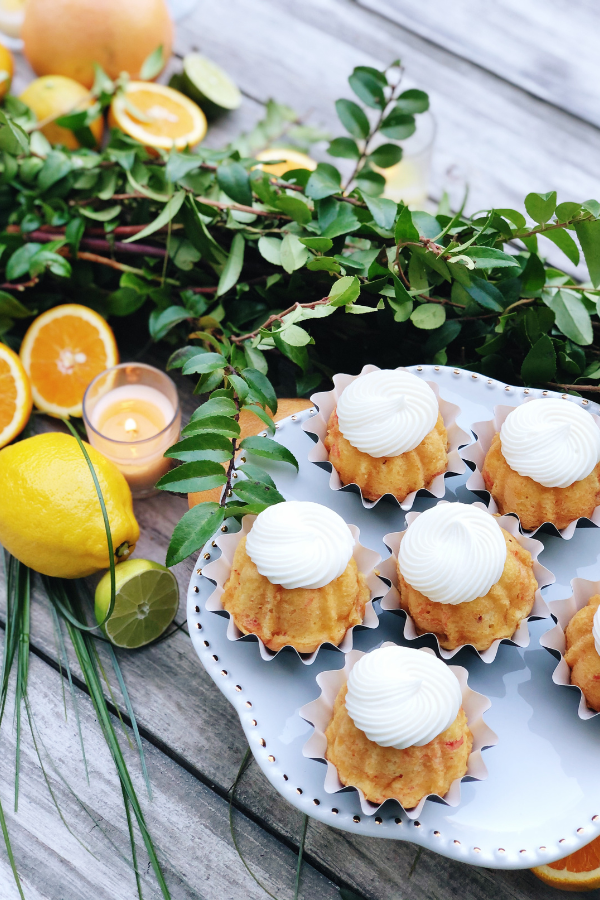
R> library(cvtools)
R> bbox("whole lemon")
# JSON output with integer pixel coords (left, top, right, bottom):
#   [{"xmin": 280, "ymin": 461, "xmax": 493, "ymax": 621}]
[
  {"xmin": 0, "ymin": 432, "xmax": 139, "ymax": 578},
  {"xmin": 0, "ymin": 43, "xmax": 14, "ymax": 100},
  {"xmin": 20, "ymin": 76, "xmax": 103, "ymax": 150}
]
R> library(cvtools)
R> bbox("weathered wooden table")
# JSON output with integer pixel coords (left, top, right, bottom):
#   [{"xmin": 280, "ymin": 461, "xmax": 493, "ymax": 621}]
[{"xmin": 3, "ymin": 3, "xmax": 598, "ymax": 897}]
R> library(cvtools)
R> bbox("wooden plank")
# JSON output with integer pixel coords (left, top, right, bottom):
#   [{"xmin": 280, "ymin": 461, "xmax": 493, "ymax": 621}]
[
  {"xmin": 0, "ymin": 650, "xmax": 340, "ymax": 900},
  {"xmin": 355, "ymin": 0, "xmax": 600, "ymax": 129},
  {"xmin": 174, "ymin": 0, "xmax": 600, "ymax": 261},
  {"xmin": 0, "ymin": 367, "xmax": 556, "ymax": 900}
]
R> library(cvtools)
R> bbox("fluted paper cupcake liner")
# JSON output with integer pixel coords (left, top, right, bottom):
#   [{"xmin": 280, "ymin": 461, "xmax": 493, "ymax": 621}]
[
  {"xmin": 379, "ymin": 501, "xmax": 553, "ymax": 663},
  {"xmin": 201, "ymin": 515, "xmax": 382, "ymax": 665},
  {"xmin": 302, "ymin": 364, "xmax": 471, "ymax": 511},
  {"xmin": 539, "ymin": 578, "xmax": 600, "ymax": 720},
  {"xmin": 300, "ymin": 642, "xmax": 497, "ymax": 819},
  {"xmin": 460, "ymin": 401, "xmax": 600, "ymax": 539}
]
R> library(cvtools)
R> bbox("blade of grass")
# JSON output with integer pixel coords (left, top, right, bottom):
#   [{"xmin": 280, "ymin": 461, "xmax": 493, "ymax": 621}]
[
  {"xmin": 229, "ymin": 747, "xmax": 279, "ymax": 900},
  {"xmin": 294, "ymin": 815, "xmax": 308, "ymax": 900},
  {"xmin": 91, "ymin": 636, "xmax": 135, "ymax": 752},
  {"xmin": 55, "ymin": 585, "xmax": 171, "ymax": 899},
  {"xmin": 14, "ymin": 565, "xmax": 30, "ymax": 811},
  {"xmin": 59, "ymin": 417, "xmax": 116, "ymax": 630},
  {"xmin": 50, "ymin": 603, "xmax": 68, "ymax": 719},
  {"xmin": 49, "ymin": 604, "xmax": 89, "ymax": 783},
  {"xmin": 122, "ymin": 782, "xmax": 144, "ymax": 900},
  {"xmin": 105, "ymin": 642, "xmax": 151, "ymax": 800},
  {"xmin": 0, "ymin": 794, "xmax": 24, "ymax": 900}
]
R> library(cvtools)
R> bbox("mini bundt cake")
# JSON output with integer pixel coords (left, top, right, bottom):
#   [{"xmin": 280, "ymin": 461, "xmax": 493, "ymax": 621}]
[
  {"xmin": 481, "ymin": 399, "xmax": 600, "ymax": 531},
  {"xmin": 564, "ymin": 594, "xmax": 600, "ymax": 712},
  {"xmin": 325, "ymin": 646, "xmax": 472, "ymax": 808},
  {"xmin": 220, "ymin": 501, "xmax": 369, "ymax": 653},
  {"xmin": 324, "ymin": 368, "xmax": 450, "ymax": 502},
  {"xmin": 397, "ymin": 503, "xmax": 537, "ymax": 651}
]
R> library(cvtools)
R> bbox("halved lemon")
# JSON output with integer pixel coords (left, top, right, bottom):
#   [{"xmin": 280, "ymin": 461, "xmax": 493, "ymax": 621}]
[
  {"xmin": 109, "ymin": 81, "xmax": 207, "ymax": 152},
  {"xmin": 20, "ymin": 304, "xmax": 118, "ymax": 417},
  {"xmin": 255, "ymin": 148, "xmax": 316, "ymax": 178},
  {"xmin": 532, "ymin": 835, "xmax": 600, "ymax": 891},
  {"xmin": 0, "ymin": 342, "xmax": 32, "ymax": 448}
]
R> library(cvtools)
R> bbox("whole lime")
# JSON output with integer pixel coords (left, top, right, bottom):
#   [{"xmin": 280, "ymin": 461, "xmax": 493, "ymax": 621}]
[{"xmin": 95, "ymin": 558, "xmax": 179, "ymax": 648}]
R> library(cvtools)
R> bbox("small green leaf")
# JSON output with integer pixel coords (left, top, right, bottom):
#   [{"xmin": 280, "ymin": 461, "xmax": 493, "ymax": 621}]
[
  {"xmin": 241, "ymin": 368, "xmax": 278, "ymax": 414},
  {"xmin": 181, "ymin": 416, "xmax": 241, "ymax": 438},
  {"xmin": 305, "ymin": 163, "xmax": 342, "ymax": 200},
  {"xmin": 189, "ymin": 397, "xmax": 238, "ymax": 418},
  {"xmin": 217, "ymin": 233, "xmax": 245, "ymax": 296},
  {"xmin": 217, "ymin": 161, "xmax": 252, "ymax": 206},
  {"xmin": 240, "ymin": 436, "xmax": 298, "ymax": 469},
  {"xmin": 149, "ymin": 306, "xmax": 191, "ymax": 341},
  {"xmin": 395, "ymin": 89, "xmax": 429, "ymax": 114},
  {"xmin": 165, "ymin": 503, "xmax": 225, "ymax": 567},
  {"xmin": 463, "ymin": 247, "xmax": 519, "ymax": 269},
  {"xmin": 237, "ymin": 464, "xmax": 277, "ymax": 488},
  {"xmin": 0, "ymin": 291, "xmax": 33, "ymax": 318},
  {"xmin": 273, "ymin": 195, "xmax": 312, "ymax": 225},
  {"xmin": 545, "ymin": 289, "xmax": 593, "ymax": 345},
  {"xmin": 167, "ymin": 346, "xmax": 201, "ymax": 370},
  {"xmin": 354, "ymin": 169, "xmax": 385, "ymax": 197},
  {"xmin": 380, "ymin": 109, "xmax": 415, "ymax": 140},
  {"xmin": 257, "ymin": 235, "xmax": 282, "ymax": 266},
  {"xmin": 410, "ymin": 303, "xmax": 446, "ymax": 329},
  {"xmin": 299, "ymin": 237, "xmax": 333, "ymax": 252},
  {"xmin": 306, "ymin": 256, "xmax": 341, "ymax": 273},
  {"xmin": 319, "ymin": 201, "xmax": 361, "ymax": 238},
  {"xmin": 278, "ymin": 323, "xmax": 312, "ymax": 345},
  {"xmin": 525, "ymin": 191, "xmax": 557, "ymax": 224},
  {"xmin": 368, "ymin": 143, "xmax": 402, "ymax": 168},
  {"xmin": 335, "ymin": 98, "xmax": 369, "ymax": 140},
  {"xmin": 328, "ymin": 137, "xmax": 360, "ymax": 159},
  {"xmin": 395, "ymin": 206, "xmax": 419, "ymax": 244},
  {"xmin": 521, "ymin": 253, "xmax": 546, "ymax": 296},
  {"xmin": 241, "ymin": 403, "xmax": 275, "ymax": 433},
  {"xmin": 575, "ymin": 219, "xmax": 600, "ymax": 288},
  {"xmin": 106, "ymin": 288, "xmax": 146, "ymax": 317},
  {"xmin": 233, "ymin": 480, "xmax": 285, "ymax": 505},
  {"xmin": 182, "ymin": 352, "xmax": 227, "ymax": 375},
  {"xmin": 79, "ymin": 204, "xmax": 122, "ymax": 222},
  {"xmin": 496, "ymin": 208, "xmax": 526, "ymax": 230},
  {"xmin": 348, "ymin": 68, "xmax": 385, "ymax": 108},
  {"xmin": 465, "ymin": 278, "xmax": 504, "ymax": 311},
  {"xmin": 364, "ymin": 195, "xmax": 397, "ymax": 230},
  {"xmin": 165, "ymin": 433, "xmax": 232, "ymax": 460},
  {"xmin": 328, "ymin": 275, "xmax": 360, "ymax": 306},
  {"xmin": 543, "ymin": 228, "xmax": 580, "ymax": 266},
  {"xmin": 555, "ymin": 202, "xmax": 581, "ymax": 223},
  {"xmin": 155, "ymin": 461, "xmax": 228, "ymax": 493},
  {"xmin": 140, "ymin": 45, "xmax": 165, "ymax": 80},
  {"xmin": 280, "ymin": 233, "xmax": 309, "ymax": 273},
  {"xmin": 582, "ymin": 199, "xmax": 600, "ymax": 218},
  {"xmin": 123, "ymin": 191, "xmax": 185, "ymax": 242},
  {"xmin": 521, "ymin": 334, "xmax": 556, "ymax": 384}
]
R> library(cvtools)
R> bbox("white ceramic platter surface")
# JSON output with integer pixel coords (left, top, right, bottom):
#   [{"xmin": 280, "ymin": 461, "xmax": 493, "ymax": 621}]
[{"xmin": 187, "ymin": 366, "xmax": 600, "ymax": 870}]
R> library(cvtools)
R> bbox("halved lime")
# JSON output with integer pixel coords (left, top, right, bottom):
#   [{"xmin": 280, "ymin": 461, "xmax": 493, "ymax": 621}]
[
  {"xmin": 181, "ymin": 53, "xmax": 242, "ymax": 118},
  {"xmin": 95, "ymin": 558, "xmax": 179, "ymax": 649}
]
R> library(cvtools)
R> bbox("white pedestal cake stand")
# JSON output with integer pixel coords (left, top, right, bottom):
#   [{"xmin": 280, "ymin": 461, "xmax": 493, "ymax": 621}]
[{"xmin": 187, "ymin": 365, "xmax": 600, "ymax": 869}]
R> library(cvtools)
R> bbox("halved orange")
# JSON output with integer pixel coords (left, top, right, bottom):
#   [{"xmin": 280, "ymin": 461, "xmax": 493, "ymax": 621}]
[
  {"xmin": 20, "ymin": 304, "xmax": 118, "ymax": 417},
  {"xmin": 255, "ymin": 148, "xmax": 317, "ymax": 178},
  {"xmin": 109, "ymin": 81, "xmax": 207, "ymax": 152},
  {"xmin": 532, "ymin": 835, "xmax": 600, "ymax": 891},
  {"xmin": 0, "ymin": 343, "xmax": 32, "ymax": 448}
]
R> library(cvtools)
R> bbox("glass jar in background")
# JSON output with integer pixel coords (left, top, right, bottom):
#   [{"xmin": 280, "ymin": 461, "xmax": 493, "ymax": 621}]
[{"xmin": 371, "ymin": 111, "xmax": 436, "ymax": 209}]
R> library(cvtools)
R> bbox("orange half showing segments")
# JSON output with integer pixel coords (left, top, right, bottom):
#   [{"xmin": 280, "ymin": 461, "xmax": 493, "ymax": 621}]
[
  {"xmin": 532, "ymin": 834, "xmax": 600, "ymax": 891},
  {"xmin": 109, "ymin": 81, "xmax": 207, "ymax": 152},
  {"xmin": 0, "ymin": 342, "xmax": 32, "ymax": 448},
  {"xmin": 19, "ymin": 304, "xmax": 118, "ymax": 417}
]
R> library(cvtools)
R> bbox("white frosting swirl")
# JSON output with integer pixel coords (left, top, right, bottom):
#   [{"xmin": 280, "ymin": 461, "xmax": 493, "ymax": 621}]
[
  {"xmin": 398, "ymin": 503, "xmax": 507, "ymax": 605},
  {"xmin": 245, "ymin": 501, "xmax": 355, "ymax": 590},
  {"xmin": 593, "ymin": 605, "xmax": 600, "ymax": 657},
  {"xmin": 499, "ymin": 399, "xmax": 600, "ymax": 489},
  {"xmin": 336, "ymin": 369, "xmax": 439, "ymax": 458},
  {"xmin": 345, "ymin": 646, "xmax": 462, "ymax": 749}
]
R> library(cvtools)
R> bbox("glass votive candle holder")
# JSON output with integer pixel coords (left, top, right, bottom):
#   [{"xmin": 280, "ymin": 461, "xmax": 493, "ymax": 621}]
[
  {"xmin": 372, "ymin": 110, "xmax": 436, "ymax": 208},
  {"xmin": 82, "ymin": 363, "xmax": 181, "ymax": 500}
]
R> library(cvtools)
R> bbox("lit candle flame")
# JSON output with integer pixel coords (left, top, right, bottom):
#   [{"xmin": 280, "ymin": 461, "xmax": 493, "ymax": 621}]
[{"xmin": 124, "ymin": 417, "xmax": 138, "ymax": 435}]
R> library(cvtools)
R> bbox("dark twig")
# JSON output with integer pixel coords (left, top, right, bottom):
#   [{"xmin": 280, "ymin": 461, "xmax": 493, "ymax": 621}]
[{"xmin": 231, "ymin": 296, "xmax": 330, "ymax": 344}]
